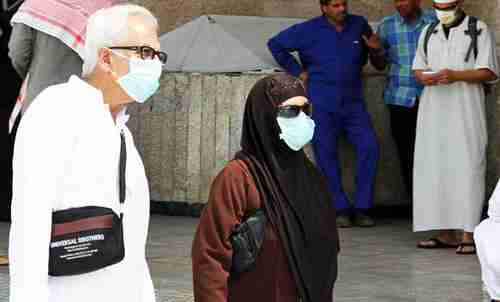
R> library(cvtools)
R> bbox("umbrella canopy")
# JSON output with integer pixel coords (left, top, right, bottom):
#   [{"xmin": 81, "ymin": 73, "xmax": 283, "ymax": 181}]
[{"xmin": 160, "ymin": 15, "xmax": 305, "ymax": 73}]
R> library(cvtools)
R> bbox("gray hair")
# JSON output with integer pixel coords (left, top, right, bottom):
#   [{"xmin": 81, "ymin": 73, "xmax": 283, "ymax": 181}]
[{"xmin": 82, "ymin": 4, "xmax": 158, "ymax": 76}]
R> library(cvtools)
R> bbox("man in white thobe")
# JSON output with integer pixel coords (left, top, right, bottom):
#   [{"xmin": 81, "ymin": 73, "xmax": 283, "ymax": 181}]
[
  {"xmin": 9, "ymin": 4, "xmax": 166, "ymax": 302},
  {"xmin": 475, "ymin": 181, "xmax": 500, "ymax": 302},
  {"xmin": 412, "ymin": 0, "xmax": 498, "ymax": 254}
]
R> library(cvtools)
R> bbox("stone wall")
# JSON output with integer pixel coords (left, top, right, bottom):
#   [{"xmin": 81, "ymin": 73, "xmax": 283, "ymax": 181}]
[
  {"xmin": 128, "ymin": 71, "xmax": 408, "ymax": 205},
  {"xmin": 128, "ymin": 73, "xmax": 259, "ymax": 204},
  {"xmin": 129, "ymin": 0, "xmax": 392, "ymax": 34},
  {"xmin": 127, "ymin": 0, "xmax": 496, "ymax": 35}
]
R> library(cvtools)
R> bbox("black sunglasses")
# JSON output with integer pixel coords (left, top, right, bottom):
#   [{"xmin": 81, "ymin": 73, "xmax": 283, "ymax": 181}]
[
  {"xmin": 277, "ymin": 104, "xmax": 312, "ymax": 118},
  {"xmin": 432, "ymin": 3, "xmax": 459, "ymax": 11},
  {"xmin": 109, "ymin": 45, "xmax": 168, "ymax": 64}
]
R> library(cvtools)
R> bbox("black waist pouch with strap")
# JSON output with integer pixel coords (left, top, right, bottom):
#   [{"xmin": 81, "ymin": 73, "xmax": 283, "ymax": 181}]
[
  {"xmin": 229, "ymin": 209, "xmax": 267, "ymax": 276},
  {"xmin": 48, "ymin": 131, "xmax": 127, "ymax": 276}
]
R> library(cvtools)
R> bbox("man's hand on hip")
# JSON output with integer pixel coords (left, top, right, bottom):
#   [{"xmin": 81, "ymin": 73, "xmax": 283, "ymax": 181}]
[{"xmin": 363, "ymin": 33, "xmax": 383, "ymax": 52}]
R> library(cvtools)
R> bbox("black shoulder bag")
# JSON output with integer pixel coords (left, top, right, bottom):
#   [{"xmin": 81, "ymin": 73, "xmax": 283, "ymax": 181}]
[
  {"xmin": 48, "ymin": 131, "xmax": 127, "ymax": 276},
  {"xmin": 229, "ymin": 209, "xmax": 267, "ymax": 276}
]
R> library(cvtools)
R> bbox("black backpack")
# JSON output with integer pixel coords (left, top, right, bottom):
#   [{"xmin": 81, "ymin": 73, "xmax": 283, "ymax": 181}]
[{"xmin": 423, "ymin": 16, "xmax": 481, "ymax": 63}]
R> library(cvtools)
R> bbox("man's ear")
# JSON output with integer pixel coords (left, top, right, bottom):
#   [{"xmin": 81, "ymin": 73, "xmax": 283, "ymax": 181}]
[{"xmin": 97, "ymin": 48, "xmax": 113, "ymax": 73}]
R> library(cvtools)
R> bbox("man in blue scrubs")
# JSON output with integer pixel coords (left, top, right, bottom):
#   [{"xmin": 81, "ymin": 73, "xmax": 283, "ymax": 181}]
[{"xmin": 268, "ymin": 0, "xmax": 384, "ymax": 227}]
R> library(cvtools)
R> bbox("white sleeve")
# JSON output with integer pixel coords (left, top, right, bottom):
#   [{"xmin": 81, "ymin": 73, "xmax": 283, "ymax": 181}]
[
  {"xmin": 475, "ymin": 225, "xmax": 500, "ymax": 301},
  {"xmin": 474, "ymin": 23, "xmax": 499, "ymax": 84},
  {"xmin": 474, "ymin": 227, "xmax": 487, "ymax": 284},
  {"xmin": 9, "ymin": 91, "xmax": 72, "ymax": 302},
  {"xmin": 475, "ymin": 239, "xmax": 494, "ymax": 301},
  {"xmin": 141, "ymin": 259, "xmax": 156, "ymax": 302},
  {"xmin": 412, "ymin": 25, "xmax": 430, "ymax": 71},
  {"xmin": 122, "ymin": 128, "xmax": 155, "ymax": 301}
]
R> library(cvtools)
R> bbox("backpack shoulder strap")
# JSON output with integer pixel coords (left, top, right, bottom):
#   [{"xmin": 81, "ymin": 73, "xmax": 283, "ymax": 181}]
[
  {"xmin": 423, "ymin": 21, "xmax": 440, "ymax": 58},
  {"xmin": 465, "ymin": 16, "xmax": 481, "ymax": 62}
]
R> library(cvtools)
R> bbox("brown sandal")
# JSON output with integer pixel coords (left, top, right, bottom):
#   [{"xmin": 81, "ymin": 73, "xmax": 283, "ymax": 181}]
[
  {"xmin": 0, "ymin": 256, "xmax": 8, "ymax": 266},
  {"xmin": 417, "ymin": 237, "xmax": 458, "ymax": 249},
  {"xmin": 456, "ymin": 242, "xmax": 476, "ymax": 255}
]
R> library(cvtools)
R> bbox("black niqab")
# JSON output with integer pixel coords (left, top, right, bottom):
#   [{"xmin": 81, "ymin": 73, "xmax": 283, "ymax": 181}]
[{"xmin": 235, "ymin": 73, "xmax": 338, "ymax": 302}]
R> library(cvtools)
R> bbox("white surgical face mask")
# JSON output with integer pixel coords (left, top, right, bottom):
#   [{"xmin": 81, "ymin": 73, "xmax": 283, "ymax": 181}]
[
  {"xmin": 277, "ymin": 111, "xmax": 315, "ymax": 151},
  {"xmin": 111, "ymin": 50, "xmax": 162, "ymax": 103},
  {"xmin": 435, "ymin": 8, "xmax": 457, "ymax": 25}
]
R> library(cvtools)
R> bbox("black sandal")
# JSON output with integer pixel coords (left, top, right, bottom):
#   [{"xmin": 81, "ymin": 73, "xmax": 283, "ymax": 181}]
[
  {"xmin": 417, "ymin": 237, "xmax": 458, "ymax": 249},
  {"xmin": 456, "ymin": 242, "xmax": 476, "ymax": 255}
]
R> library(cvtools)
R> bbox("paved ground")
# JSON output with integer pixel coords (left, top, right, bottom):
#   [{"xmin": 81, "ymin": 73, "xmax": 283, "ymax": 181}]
[{"xmin": 0, "ymin": 216, "xmax": 490, "ymax": 302}]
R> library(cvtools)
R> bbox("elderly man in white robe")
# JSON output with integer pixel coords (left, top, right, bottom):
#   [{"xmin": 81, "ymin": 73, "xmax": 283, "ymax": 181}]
[
  {"xmin": 9, "ymin": 4, "xmax": 166, "ymax": 302},
  {"xmin": 412, "ymin": 0, "xmax": 498, "ymax": 255},
  {"xmin": 475, "ymin": 181, "xmax": 500, "ymax": 302}
]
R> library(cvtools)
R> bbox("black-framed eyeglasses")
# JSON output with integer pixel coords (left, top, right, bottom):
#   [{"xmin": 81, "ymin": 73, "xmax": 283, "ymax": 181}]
[
  {"xmin": 109, "ymin": 45, "xmax": 168, "ymax": 64},
  {"xmin": 277, "ymin": 104, "xmax": 312, "ymax": 118}
]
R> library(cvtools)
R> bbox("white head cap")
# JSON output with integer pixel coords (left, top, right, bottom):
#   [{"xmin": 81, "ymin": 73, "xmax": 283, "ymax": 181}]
[{"xmin": 433, "ymin": 0, "xmax": 458, "ymax": 3}]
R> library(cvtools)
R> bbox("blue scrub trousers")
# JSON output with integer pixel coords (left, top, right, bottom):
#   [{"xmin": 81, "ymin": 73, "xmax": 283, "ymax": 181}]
[{"xmin": 312, "ymin": 98, "xmax": 379, "ymax": 211}]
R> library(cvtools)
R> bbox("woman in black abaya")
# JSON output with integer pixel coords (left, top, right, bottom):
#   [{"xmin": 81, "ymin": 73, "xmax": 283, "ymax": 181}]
[{"xmin": 192, "ymin": 73, "xmax": 339, "ymax": 302}]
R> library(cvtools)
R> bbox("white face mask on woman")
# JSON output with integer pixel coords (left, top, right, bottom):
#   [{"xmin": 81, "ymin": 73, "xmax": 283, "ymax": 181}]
[{"xmin": 277, "ymin": 111, "xmax": 316, "ymax": 151}]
